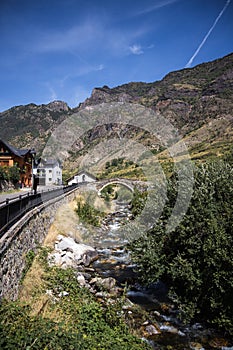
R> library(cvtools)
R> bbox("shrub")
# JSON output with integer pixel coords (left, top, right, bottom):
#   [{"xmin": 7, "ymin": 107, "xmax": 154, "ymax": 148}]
[
  {"xmin": 129, "ymin": 160, "xmax": 233, "ymax": 334},
  {"xmin": 8, "ymin": 165, "xmax": 20, "ymax": 184},
  {"xmin": 0, "ymin": 166, "xmax": 9, "ymax": 181},
  {"xmin": 76, "ymin": 198, "xmax": 104, "ymax": 226},
  {"xmin": 0, "ymin": 266, "xmax": 149, "ymax": 350}
]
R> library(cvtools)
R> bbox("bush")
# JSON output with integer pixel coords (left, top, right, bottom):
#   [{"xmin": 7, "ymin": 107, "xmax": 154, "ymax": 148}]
[
  {"xmin": 8, "ymin": 165, "xmax": 20, "ymax": 184},
  {"xmin": 76, "ymin": 199, "xmax": 104, "ymax": 227},
  {"xmin": 0, "ymin": 165, "xmax": 20, "ymax": 184},
  {"xmin": 0, "ymin": 166, "xmax": 9, "ymax": 181},
  {"xmin": 129, "ymin": 160, "xmax": 233, "ymax": 333},
  {"xmin": 0, "ymin": 267, "xmax": 149, "ymax": 350}
]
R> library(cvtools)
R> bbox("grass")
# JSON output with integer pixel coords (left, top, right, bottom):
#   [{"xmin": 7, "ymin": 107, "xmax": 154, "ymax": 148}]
[
  {"xmin": 44, "ymin": 199, "xmax": 82, "ymax": 247},
  {"xmin": 0, "ymin": 188, "xmax": 20, "ymax": 195},
  {"xmin": 7, "ymin": 247, "xmax": 149, "ymax": 350}
]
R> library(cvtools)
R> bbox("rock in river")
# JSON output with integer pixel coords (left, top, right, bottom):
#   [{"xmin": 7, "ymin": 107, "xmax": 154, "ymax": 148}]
[{"xmin": 48, "ymin": 234, "xmax": 98, "ymax": 268}]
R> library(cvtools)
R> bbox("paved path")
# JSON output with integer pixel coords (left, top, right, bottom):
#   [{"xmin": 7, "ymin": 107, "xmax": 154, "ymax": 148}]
[
  {"xmin": 0, "ymin": 188, "xmax": 31, "ymax": 205},
  {"xmin": 0, "ymin": 186, "xmax": 61, "ymax": 206}
]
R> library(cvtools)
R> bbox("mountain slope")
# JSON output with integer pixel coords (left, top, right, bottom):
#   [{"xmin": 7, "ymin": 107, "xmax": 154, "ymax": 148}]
[
  {"xmin": 0, "ymin": 53, "xmax": 232, "ymax": 176},
  {"xmin": 79, "ymin": 53, "xmax": 233, "ymax": 133},
  {"xmin": 0, "ymin": 101, "xmax": 71, "ymax": 154}
]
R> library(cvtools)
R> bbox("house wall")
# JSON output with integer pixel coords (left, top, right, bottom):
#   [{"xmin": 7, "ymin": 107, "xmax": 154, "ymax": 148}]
[
  {"xmin": 45, "ymin": 167, "xmax": 53, "ymax": 185},
  {"xmin": 17, "ymin": 155, "xmax": 32, "ymax": 187},
  {"xmin": 52, "ymin": 164, "xmax": 62, "ymax": 185},
  {"xmin": 76, "ymin": 173, "xmax": 96, "ymax": 183},
  {"xmin": 37, "ymin": 162, "xmax": 62, "ymax": 186},
  {"xmin": 68, "ymin": 173, "xmax": 96, "ymax": 185},
  {"xmin": 0, "ymin": 149, "xmax": 32, "ymax": 187}
]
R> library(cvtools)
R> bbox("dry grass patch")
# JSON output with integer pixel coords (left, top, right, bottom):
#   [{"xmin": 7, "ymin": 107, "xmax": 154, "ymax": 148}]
[
  {"xmin": 44, "ymin": 199, "xmax": 81, "ymax": 247},
  {"xmin": 19, "ymin": 256, "xmax": 66, "ymax": 322}
]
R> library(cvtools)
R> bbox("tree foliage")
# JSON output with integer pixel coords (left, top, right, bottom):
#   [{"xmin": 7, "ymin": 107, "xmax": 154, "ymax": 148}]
[
  {"xmin": 129, "ymin": 160, "xmax": 233, "ymax": 333},
  {"xmin": 76, "ymin": 198, "xmax": 104, "ymax": 227},
  {"xmin": 0, "ymin": 165, "xmax": 20, "ymax": 184}
]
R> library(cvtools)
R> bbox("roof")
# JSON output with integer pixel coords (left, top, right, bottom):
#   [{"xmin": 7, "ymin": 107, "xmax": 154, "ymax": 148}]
[
  {"xmin": 40, "ymin": 158, "xmax": 62, "ymax": 166},
  {"xmin": 0, "ymin": 139, "xmax": 33, "ymax": 158},
  {"xmin": 77, "ymin": 169, "xmax": 97, "ymax": 179}
]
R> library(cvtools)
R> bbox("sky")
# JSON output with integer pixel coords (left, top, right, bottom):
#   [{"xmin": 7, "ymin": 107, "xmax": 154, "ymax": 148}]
[{"xmin": 0, "ymin": 0, "xmax": 232, "ymax": 112}]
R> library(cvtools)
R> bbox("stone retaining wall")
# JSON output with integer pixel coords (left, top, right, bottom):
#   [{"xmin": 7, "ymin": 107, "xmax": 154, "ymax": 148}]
[{"xmin": 0, "ymin": 188, "xmax": 79, "ymax": 300}]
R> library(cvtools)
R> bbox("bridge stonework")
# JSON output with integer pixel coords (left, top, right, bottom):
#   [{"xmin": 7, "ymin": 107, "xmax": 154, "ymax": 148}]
[
  {"xmin": 95, "ymin": 178, "xmax": 138, "ymax": 193},
  {"xmin": 0, "ymin": 188, "xmax": 79, "ymax": 301}
]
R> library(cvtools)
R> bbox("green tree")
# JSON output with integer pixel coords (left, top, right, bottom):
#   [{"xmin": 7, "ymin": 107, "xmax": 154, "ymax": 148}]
[
  {"xmin": 0, "ymin": 166, "xmax": 8, "ymax": 181},
  {"xmin": 130, "ymin": 160, "xmax": 233, "ymax": 333},
  {"xmin": 105, "ymin": 161, "xmax": 111, "ymax": 169},
  {"xmin": 8, "ymin": 165, "xmax": 20, "ymax": 184}
]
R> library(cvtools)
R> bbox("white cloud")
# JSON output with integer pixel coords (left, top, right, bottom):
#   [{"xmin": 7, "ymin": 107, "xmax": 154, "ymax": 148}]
[
  {"xmin": 134, "ymin": 0, "xmax": 179, "ymax": 16},
  {"xmin": 32, "ymin": 17, "xmax": 149, "ymax": 59},
  {"xmin": 97, "ymin": 64, "xmax": 104, "ymax": 71},
  {"xmin": 147, "ymin": 44, "xmax": 155, "ymax": 49},
  {"xmin": 70, "ymin": 86, "xmax": 91, "ymax": 107},
  {"xmin": 58, "ymin": 63, "xmax": 105, "ymax": 87},
  {"xmin": 129, "ymin": 44, "xmax": 144, "ymax": 55},
  {"xmin": 35, "ymin": 21, "xmax": 103, "ymax": 53}
]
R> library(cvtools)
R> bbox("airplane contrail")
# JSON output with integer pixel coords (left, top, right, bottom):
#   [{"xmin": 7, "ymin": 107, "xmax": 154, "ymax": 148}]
[{"xmin": 185, "ymin": 0, "xmax": 231, "ymax": 68}]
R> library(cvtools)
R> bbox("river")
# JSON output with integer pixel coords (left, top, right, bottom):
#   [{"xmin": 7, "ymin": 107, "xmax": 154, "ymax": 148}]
[{"xmin": 79, "ymin": 201, "xmax": 233, "ymax": 350}]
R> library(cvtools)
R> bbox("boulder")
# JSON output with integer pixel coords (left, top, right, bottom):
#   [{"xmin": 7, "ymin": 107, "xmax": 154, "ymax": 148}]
[
  {"xmin": 49, "ymin": 235, "xmax": 98, "ymax": 268},
  {"xmin": 76, "ymin": 273, "xmax": 87, "ymax": 287},
  {"xmin": 90, "ymin": 277, "xmax": 116, "ymax": 291},
  {"xmin": 144, "ymin": 324, "xmax": 160, "ymax": 336},
  {"xmin": 82, "ymin": 250, "xmax": 99, "ymax": 267}
]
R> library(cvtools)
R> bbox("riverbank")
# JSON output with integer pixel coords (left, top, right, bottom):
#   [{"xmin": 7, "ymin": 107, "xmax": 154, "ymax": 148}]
[
  {"xmin": 2, "ymin": 197, "xmax": 232, "ymax": 350},
  {"xmin": 42, "ymin": 200, "xmax": 233, "ymax": 349}
]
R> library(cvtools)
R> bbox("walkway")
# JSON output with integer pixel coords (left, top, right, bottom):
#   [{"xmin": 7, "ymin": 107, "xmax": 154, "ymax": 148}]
[{"xmin": 0, "ymin": 186, "xmax": 62, "ymax": 207}]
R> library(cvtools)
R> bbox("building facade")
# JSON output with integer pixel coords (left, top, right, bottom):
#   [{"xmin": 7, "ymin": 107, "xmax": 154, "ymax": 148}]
[
  {"xmin": 0, "ymin": 139, "xmax": 35, "ymax": 187},
  {"xmin": 67, "ymin": 170, "xmax": 96, "ymax": 186},
  {"xmin": 36, "ymin": 159, "xmax": 62, "ymax": 186}
]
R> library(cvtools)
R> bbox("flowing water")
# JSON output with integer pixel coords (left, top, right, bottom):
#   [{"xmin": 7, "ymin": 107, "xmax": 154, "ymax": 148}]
[{"xmin": 81, "ymin": 202, "xmax": 233, "ymax": 350}]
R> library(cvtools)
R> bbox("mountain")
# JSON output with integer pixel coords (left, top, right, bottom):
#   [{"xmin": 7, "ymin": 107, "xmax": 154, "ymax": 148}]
[
  {"xmin": 0, "ymin": 53, "xmax": 232, "ymax": 177},
  {"xmin": 79, "ymin": 53, "xmax": 233, "ymax": 133},
  {"xmin": 0, "ymin": 101, "xmax": 71, "ymax": 154},
  {"xmin": 67, "ymin": 53, "xmax": 233, "ymax": 176}
]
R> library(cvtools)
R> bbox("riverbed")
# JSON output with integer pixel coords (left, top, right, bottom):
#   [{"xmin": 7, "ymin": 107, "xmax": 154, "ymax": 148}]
[{"xmin": 77, "ymin": 201, "xmax": 233, "ymax": 350}]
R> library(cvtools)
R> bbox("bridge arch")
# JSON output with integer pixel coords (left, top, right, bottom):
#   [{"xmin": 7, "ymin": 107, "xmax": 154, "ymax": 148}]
[{"xmin": 97, "ymin": 180, "xmax": 134, "ymax": 196}]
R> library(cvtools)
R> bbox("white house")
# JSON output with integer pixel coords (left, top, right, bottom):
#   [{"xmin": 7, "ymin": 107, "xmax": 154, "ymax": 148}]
[
  {"xmin": 67, "ymin": 170, "xmax": 97, "ymax": 186},
  {"xmin": 36, "ymin": 159, "xmax": 62, "ymax": 186}
]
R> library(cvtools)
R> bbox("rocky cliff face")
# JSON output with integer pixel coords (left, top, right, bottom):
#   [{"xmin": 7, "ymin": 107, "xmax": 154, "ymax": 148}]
[
  {"xmin": 0, "ymin": 53, "xmax": 232, "ymax": 172},
  {"xmin": 65, "ymin": 53, "xmax": 232, "ymax": 174},
  {"xmin": 78, "ymin": 53, "xmax": 233, "ymax": 135},
  {"xmin": 0, "ymin": 101, "xmax": 71, "ymax": 153}
]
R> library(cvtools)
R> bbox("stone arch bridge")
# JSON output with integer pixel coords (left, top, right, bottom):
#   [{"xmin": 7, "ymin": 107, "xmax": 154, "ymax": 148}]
[{"xmin": 82, "ymin": 178, "xmax": 147, "ymax": 195}]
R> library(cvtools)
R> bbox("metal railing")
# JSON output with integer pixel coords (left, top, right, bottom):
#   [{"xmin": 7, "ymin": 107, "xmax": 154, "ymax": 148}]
[{"xmin": 0, "ymin": 184, "xmax": 79, "ymax": 238}]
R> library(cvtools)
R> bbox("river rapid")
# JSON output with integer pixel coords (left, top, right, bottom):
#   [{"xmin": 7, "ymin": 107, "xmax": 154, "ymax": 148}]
[{"xmin": 78, "ymin": 201, "xmax": 233, "ymax": 350}]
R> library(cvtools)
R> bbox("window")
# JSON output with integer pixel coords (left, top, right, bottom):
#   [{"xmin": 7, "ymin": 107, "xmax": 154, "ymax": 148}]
[{"xmin": 49, "ymin": 178, "xmax": 52, "ymax": 181}]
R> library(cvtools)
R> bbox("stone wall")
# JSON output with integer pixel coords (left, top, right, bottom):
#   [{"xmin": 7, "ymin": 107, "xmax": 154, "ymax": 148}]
[
  {"xmin": 0, "ymin": 179, "xmax": 15, "ymax": 192},
  {"xmin": 0, "ymin": 188, "xmax": 79, "ymax": 300}
]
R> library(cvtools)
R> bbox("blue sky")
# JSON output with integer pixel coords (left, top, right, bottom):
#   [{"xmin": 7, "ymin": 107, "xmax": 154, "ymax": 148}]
[{"xmin": 0, "ymin": 0, "xmax": 232, "ymax": 112}]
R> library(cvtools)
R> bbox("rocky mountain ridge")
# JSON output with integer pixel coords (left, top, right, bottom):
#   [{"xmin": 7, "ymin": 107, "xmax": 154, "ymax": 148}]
[
  {"xmin": 0, "ymin": 101, "xmax": 71, "ymax": 152},
  {"xmin": 79, "ymin": 53, "xmax": 233, "ymax": 133},
  {"xmin": 0, "ymin": 53, "xmax": 232, "ymax": 173}
]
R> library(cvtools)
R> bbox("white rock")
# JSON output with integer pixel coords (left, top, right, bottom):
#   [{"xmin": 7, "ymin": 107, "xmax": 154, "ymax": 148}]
[
  {"xmin": 145, "ymin": 324, "xmax": 160, "ymax": 335},
  {"xmin": 77, "ymin": 273, "xmax": 86, "ymax": 286},
  {"xmin": 49, "ymin": 235, "xmax": 98, "ymax": 268},
  {"xmin": 48, "ymin": 252, "xmax": 62, "ymax": 266},
  {"xmin": 46, "ymin": 289, "xmax": 53, "ymax": 296},
  {"xmin": 58, "ymin": 291, "xmax": 69, "ymax": 297}
]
